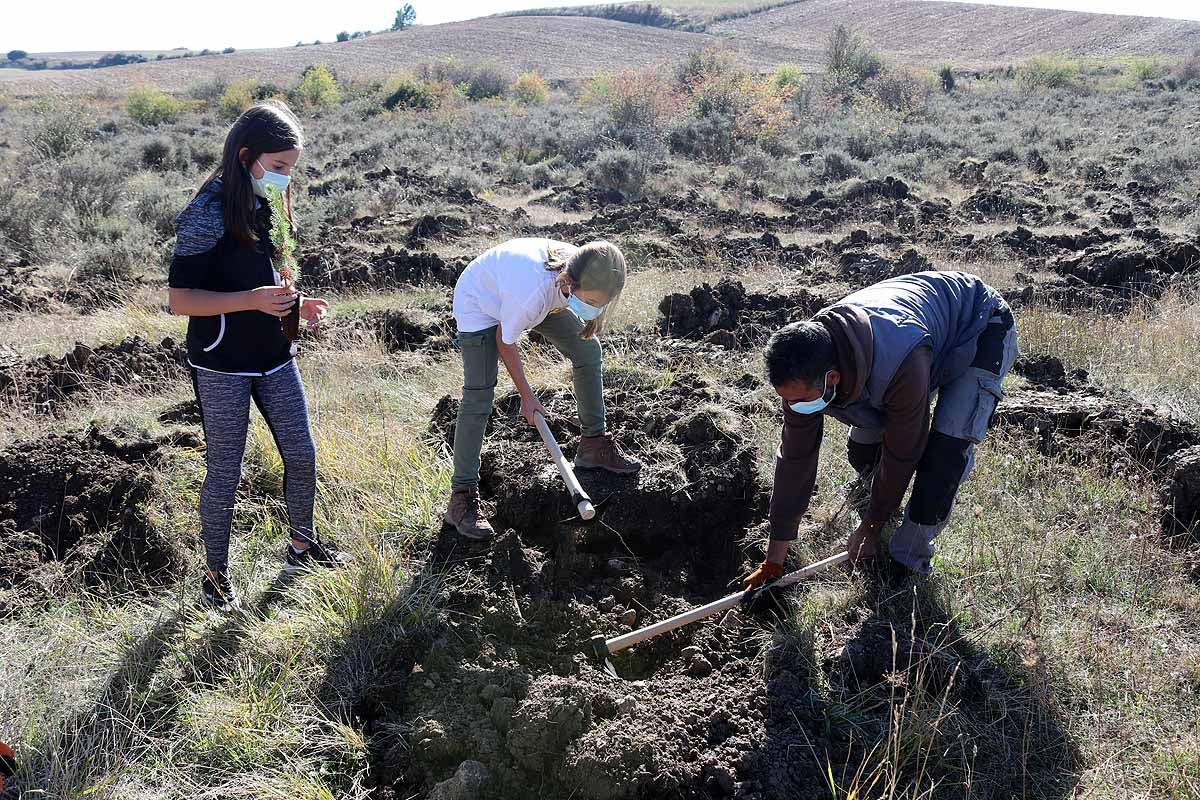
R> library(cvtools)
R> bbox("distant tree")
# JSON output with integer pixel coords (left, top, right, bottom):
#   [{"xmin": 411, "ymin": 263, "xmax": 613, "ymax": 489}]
[
  {"xmin": 7, "ymin": 50, "xmax": 28, "ymax": 61},
  {"xmin": 393, "ymin": 4, "xmax": 417, "ymax": 30},
  {"xmin": 337, "ymin": 31, "xmax": 350, "ymax": 42},
  {"xmin": 222, "ymin": 46, "xmax": 235, "ymax": 54}
]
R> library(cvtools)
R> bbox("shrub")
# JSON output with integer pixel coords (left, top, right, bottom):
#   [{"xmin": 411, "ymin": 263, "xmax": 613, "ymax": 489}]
[
  {"xmin": 825, "ymin": 24, "xmax": 882, "ymax": 91},
  {"xmin": 219, "ymin": 81, "xmax": 258, "ymax": 119},
  {"xmin": 29, "ymin": 96, "xmax": 91, "ymax": 158},
  {"xmin": 381, "ymin": 73, "xmax": 436, "ymax": 110},
  {"xmin": 1017, "ymin": 55, "xmax": 1078, "ymax": 90},
  {"xmin": 57, "ymin": 156, "xmax": 125, "ymax": 218},
  {"xmin": 674, "ymin": 47, "xmax": 736, "ymax": 92},
  {"xmin": 416, "ymin": 58, "xmax": 510, "ymax": 101},
  {"xmin": 126, "ymin": 85, "xmax": 187, "ymax": 126},
  {"xmin": 583, "ymin": 69, "xmax": 682, "ymax": 149},
  {"xmin": 293, "ymin": 65, "xmax": 341, "ymax": 108},
  {"xmin": 938, "ymin": 65, "xmax": 956, "ymax": 93},
  {"xmin": 222, "ymin": 47, "xmax": 235, "ymax": 54},
  {"xmin": 7, "ymin": 50, "xmax": 27, "ymax": 61},
  {"xmin": 588, "ymin": 146, "xmax": 653, "ymax": 199},
  {"xmin": 336, "ymin": 31, "xmax": 350, "ymax": 43},
  {"xmin": 670, "ymin": 68, "xmax": 794, "ymax": 161},
  {"xmin": 865, "ymin": 68, "xmax": 931, "ymax": 115},
  {"xmin": 140, "ymin": 137, "xmax": 174, "ymax": 170},
  {"xmin": 1125, "ymin": 57, "xmax": 1159, "ymax": 82},
  {"xmin": 772, "ymin": 64, "xmax": 807, "ymax": 92},
  {"xmin": 513, "ymin": 72, "xmax": 549, "ymax": 105},
  {"xmin": 1172, "ymin": 54, "xmax": 1200, "ymax": 88}
]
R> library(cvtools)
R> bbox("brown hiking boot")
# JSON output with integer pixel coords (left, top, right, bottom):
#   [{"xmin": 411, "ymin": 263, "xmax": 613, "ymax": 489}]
[
  {"xmin": 444, "ymin": 488, "xmax": 495, "ymax": 540},
  {"xmin": 574, "ymin": 433, "xmax": 641, "ymax": 474}
]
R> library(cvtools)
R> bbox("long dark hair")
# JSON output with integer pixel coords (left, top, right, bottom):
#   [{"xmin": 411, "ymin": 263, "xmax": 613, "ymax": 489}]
[{"xmin": 196, "ymin": 101, "xmax": 304, "ymax": 246}]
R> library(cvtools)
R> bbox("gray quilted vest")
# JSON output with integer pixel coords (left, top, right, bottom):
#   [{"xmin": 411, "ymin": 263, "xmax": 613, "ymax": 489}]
[{"xmin": 825, "ymin": 271, "xmax": 1005, "ymax": 430}]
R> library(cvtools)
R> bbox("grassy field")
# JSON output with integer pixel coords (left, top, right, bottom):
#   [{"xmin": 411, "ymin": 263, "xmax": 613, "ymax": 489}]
[{"xmin": 1, "ymin": 23, "xmax": 1199, "ymax": 800}]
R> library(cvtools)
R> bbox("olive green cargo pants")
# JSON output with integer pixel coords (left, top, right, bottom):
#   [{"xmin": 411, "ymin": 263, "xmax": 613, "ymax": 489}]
[{"xmin": 451, "ymin": 310, "xmax": 603, "ymax": 490}]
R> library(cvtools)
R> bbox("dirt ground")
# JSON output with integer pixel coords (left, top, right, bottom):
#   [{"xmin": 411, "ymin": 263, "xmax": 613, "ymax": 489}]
[{"xmin": 0, "ymin": 425, "xmax": 189, "ymax": 615}]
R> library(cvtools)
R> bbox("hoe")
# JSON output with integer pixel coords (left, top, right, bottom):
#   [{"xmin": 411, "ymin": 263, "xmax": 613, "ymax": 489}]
[
  {"xmin": 590, "ymin": 550, "xmax": 849, "ymax": 678},
  {"xmin": 534, "ymin": 411, "xmax": 596, "ymax": 521}
]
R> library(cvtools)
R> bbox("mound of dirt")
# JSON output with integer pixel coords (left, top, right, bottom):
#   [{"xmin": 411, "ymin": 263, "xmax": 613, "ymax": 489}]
[
  {"xmin": 1012, "ymin": 353, "xmax": 1090, "ymax": 391},
  {"xmin": 0, "ymin": 336, "xmax": 188, "ymax": 414},
  {"xmin": 837, "ymin": 247, "xmax": 932, "ymax": 288},
  {"xmin": 0, "ymin": 260, "xmax": 52, "ymax": 315},
  {"xmin": 657, "ymin": 278, "xmax": 830, "ymax": 348},
  {"xmin": 300, "ymin": 245, "xmax": 461, "ymax": 291},
  {"xmin": 0, "ymin": 425, "xmax": 184, "ymax": 615},
  {"xmin": 958, "ymin": 181, "xmax": 1054, "ymax": 224},
  {"xmin": 1161, "ymin": 446, "xmax": 1200, "ymax": 539},
  {"xmin": 382, "ymin": 374, "xmax": 792, "ymax": 798},
  {"xmin": 1050, "ymin": 229, "xmax": 1200, "ymax": 299},
  {"xmin": 995, "ymin": 385, "xmax": 1200, "ymax": 539},
  {"xmin": 335, "ymin": 307, "xmax": 455, "ymax": 353}
]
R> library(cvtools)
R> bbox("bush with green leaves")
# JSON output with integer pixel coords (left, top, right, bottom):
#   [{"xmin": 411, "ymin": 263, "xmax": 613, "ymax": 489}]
[
  {"xmin": 771, "ymin": 64, "xmax": 806, "ymax": 92},
  {"xmin": 29, "ymin": 96, "xmax": 91, "ymax": 158},
  {"xmin": 1017, "ymin": 55, "xmax": 1078, "ymax": 90},
  {"xmin": 1124, "ymin": 58, "xmax": 1159, "ymax": 82},
  {"xmin": 293, "ymin": 65, "xmax": 341, "ymax": 109},
  {"xmin": 126, "ymin": 85, "xmax": 187, "ymax": 126},
  {"xmin": 825, "ymin": 24, "xmax": 882, "ymax": 92},
  {"xmin": 512, "ymin": 72, "xmax": 549, "ymax": 105},
  {"xmin": 219, "ymin": 81, "xmax": 259, "ymax": 119}
]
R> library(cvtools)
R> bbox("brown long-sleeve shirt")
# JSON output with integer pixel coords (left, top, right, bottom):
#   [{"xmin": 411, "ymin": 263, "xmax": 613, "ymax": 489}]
[{"xmin": 768, "ymin": 345, "xmax": 932, "ymax": 540}]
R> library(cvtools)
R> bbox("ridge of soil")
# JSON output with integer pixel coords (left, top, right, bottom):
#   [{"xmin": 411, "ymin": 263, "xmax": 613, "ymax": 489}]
[{"xmin": 0, "ymin": 425, "xmax": 188, "ymax": 615}]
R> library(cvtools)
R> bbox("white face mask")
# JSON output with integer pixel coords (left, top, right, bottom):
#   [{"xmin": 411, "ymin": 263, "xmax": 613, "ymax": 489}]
[{"xmin": 251, "ymin": 158, "xmax": 291, "ymax": 198}]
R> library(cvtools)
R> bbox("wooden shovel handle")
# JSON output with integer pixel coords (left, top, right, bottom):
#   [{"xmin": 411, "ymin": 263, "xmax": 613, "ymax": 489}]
[{"xmin": 603, "ymin": 551, "xmax": 849, "ymax": 655}]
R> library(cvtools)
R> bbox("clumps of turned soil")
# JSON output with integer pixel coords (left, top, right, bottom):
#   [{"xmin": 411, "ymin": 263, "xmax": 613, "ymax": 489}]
[
  {"xmin": 995, "ymin": 381, "xmax": 1200, "ymax": 539},
  {"xmin": 357, "ymin": 366, "xmax": 1072, "ymax": 799},
  {"xmin": 0, "ymin": 260, "xmax": 52, "ymax": 315},
  {"xmin": 1012, "ymin": 353, "xmax": 1090, "ymax": 391},
  {"xmin": 300, "ymin": 243, "xmax": 461, "ymax": 291},
  {"xmin": 0, "ymin": 336, "xmax": 188, "ymax": 414},
  {"xmin": 364, "ymin": 372, "xmax": 803, "ymax": 799},
  {"xmin": 837, "ymin": 246, "xmax": 932, "ymax": 288},
  {"xmin": 0, "ymin": 425, "xmax": 187, "ymax": 615},
  {"xmin": 328, "ymin": 306, "xmax": 455, "ymax": 353},
  {"xmin": 657, "ymin": 278, "xmax": 831, "ymax": 348},
  {"xmin": 1049, "ymin": 228, "xmax": 1200, "ymax": 300},
  {"xmin": 957, "ymin": 181, "xmax": 1055, "ymax": 225}
]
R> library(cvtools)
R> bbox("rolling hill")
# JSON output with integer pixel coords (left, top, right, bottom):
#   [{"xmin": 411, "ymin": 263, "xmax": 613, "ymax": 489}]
[{"xmin": 1, "ymin": 0, "xmax": 1198, "ymax": 95}]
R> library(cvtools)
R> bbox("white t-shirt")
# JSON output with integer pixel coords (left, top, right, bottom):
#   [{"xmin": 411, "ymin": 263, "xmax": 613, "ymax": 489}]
[{"xmin": 453, "ymin": 238, "xmax": 574, "ymax": 344}]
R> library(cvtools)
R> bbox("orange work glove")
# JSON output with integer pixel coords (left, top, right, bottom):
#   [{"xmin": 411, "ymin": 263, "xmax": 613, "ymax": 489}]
[
  {"xmin": 0, "ymin": 740, "xmax": 14, "ymax": 793},
  {"xmin": 741, "ymin": 559, "xmax": 785, "ymax": 591}
]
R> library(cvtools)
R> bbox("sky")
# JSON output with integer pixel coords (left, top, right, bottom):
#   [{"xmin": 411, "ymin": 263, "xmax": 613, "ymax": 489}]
[{"xmin": 3, "ymin": 0, "xmax": 1198, "ymax": 54}]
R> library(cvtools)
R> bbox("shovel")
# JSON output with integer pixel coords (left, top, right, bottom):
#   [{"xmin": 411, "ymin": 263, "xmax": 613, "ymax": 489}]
[
  {"xmin": 533, "ymin": 411, "xmax": 596, "ymax": 521},
  {"xmin": 590, "ymin": 550, "xmax": 849, "ymax": 677}
]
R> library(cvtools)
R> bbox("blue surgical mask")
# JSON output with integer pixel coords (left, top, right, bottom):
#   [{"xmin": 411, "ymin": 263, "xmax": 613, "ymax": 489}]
[
  {"xmin": 251, "ymin": 159, "xmax": 291, "ymax": 198},
  {"xmin": 567, "ymin": 293, "xmax": 606, "ymax": 322},
  {"xmin": 789, "ymin": 372, "xmax": 836, "ymax": 415}
]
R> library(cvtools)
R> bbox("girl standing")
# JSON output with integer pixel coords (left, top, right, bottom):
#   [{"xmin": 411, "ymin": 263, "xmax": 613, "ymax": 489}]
[
  {"xmin": 168, "ymin": 102, "xmax": 343, "ymax": 609},
  {"xmin": 446, "ymin": 237, "xmax": 641, "ymax": 540}
]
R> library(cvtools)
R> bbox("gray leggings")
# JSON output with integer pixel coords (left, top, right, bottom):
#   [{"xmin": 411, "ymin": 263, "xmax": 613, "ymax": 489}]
[{"xmin": 191, "ymin": 360, "xmax": 317, "ymax": 573}]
